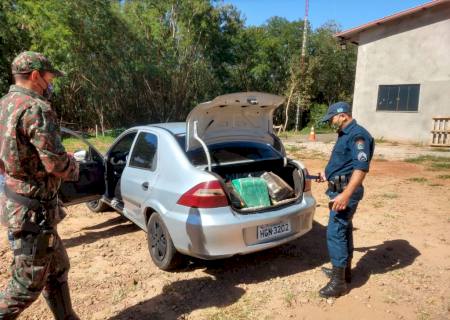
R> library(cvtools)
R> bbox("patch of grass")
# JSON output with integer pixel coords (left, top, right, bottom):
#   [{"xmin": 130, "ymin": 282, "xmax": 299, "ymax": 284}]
[
  {"xmin": 404, "ymin": 155, "xmax": 450, "ymax": 164},
  {"xmin": 285, "ymin": 145, "xmax": 306, "ymax": 153},
  {"xmin": 428, "ymin": 183, "xmax": 443, "ymax": 187},
  {"xmin": 62, "ymin": 135, "xmax": 115, "ymax": 154},
  {"xmin": 283, "ymin": 290, "xmax": 296, "ymax": 307},
  {"xmin": 381, "ymin": 193, "xmax": 399, "ymax": 199},
  {"xmin": 383, "ymin": 212, "xmax": 396, "ymax": 219},
  {"xmin": 382, "ymin": 295, "xmax": 398, "ymax": 305},
  {"xmin": 434, "ymin": 148, "xmax": 450, "ymax": 152},
  {"xmin": 208, "ymin": 298, "xmax": 256, "ymax": 320},
  {"xmin": 416, "ymin": 310, "xmax": 430, "ymax": 320},
  {"xmin": 307, "ymin": 290, "xmax": 321, "ymax": 301},
  {"xmin": 412, "ymin": 142, "xmax": 425, "ymax": 147},
  {"xmin": 111, "ymin": 287, "xmax": 126, "ymax": 304},
  {"xmin": 438, "ymin": 174, "xmax": 450, "ymax": 179},
  {"xmin": 407, "ymin": 177, "xmax": 428, "ymax": 183},
  {"xmin": 375, "ymin": 137, "xmax": 385, "ymax": 143},
  {"xmin": 430, "ymin": 162, "xmax": 450, "ymax": 169},
  {"xmin": 372, "ymin": 202, "xmax": 384, "ymax": 208}
]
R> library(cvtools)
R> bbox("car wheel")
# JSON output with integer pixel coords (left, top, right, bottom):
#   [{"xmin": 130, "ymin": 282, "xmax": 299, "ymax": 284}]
[
  {"xmin": 147, "ymin": 213, "xmax": 184, "ymax": 271},
  {"xmin": 86, "ymin": 199, "xmax": 110, "ymax": 212}
]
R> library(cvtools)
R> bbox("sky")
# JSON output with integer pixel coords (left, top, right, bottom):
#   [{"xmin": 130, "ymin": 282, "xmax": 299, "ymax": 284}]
[{"xmin": 222, "ymin": 0, "xmax": 432, "ymax": 31}]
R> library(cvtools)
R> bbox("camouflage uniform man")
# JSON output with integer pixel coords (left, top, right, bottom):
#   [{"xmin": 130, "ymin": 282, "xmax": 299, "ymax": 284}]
[{"xmin": 0, "ymin": 52, "xmax": 80, "ymax": 319}]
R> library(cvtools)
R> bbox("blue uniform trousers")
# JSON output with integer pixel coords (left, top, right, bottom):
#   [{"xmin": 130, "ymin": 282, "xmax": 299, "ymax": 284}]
[{"xmin": 327, "ymin": 194, "xmax": 359, "ymax": 268}]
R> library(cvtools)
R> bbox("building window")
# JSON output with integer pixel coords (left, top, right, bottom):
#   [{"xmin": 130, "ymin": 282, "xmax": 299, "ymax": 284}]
[{"xmin": 376, "ymin": 84, "xmax": 420, "ymax": 112}]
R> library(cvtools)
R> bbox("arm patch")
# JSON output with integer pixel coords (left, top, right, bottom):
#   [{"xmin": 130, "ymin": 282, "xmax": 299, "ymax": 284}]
[
  {"xmin": 357, "ymin": 152, "xmax": 368, "ymax": 162},
  {"xmin": 355, "ymin": 138, "xmax": 365, "ymax": 150}
]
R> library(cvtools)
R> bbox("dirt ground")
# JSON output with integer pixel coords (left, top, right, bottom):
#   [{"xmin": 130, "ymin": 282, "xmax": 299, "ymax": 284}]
[{"xmin": 1, "ymin": 141, "xmax": 449, "ymax": 320}]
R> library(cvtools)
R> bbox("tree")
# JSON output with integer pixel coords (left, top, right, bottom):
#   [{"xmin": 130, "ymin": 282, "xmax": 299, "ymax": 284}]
[{"xmin": 0, "ymin": 3, "xmax": 357, "ymax": 132}]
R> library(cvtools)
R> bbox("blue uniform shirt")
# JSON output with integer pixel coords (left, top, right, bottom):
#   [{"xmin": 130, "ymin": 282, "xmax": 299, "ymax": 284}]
[{"xmin": 325, "ymin": 119, "xmax": 374, "ymax": 200}]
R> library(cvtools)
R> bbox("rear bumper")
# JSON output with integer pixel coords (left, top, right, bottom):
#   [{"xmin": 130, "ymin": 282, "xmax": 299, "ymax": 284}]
[{"xmin": 164, "ymin": 193, "xmax": 316, "ymax": 259}]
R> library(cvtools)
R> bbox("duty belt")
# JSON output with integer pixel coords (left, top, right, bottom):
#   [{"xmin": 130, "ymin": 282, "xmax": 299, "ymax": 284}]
[
  {"xmin": 4, "ymin": 186, "xmax": 57, "ymax": 258},
  {"xmin": 328, "ymin": 175, "xmax": 350, "ymax": 193},
  {"xmin": 4, "ymin": 185, "xmax": 58, "ymax": 211}
]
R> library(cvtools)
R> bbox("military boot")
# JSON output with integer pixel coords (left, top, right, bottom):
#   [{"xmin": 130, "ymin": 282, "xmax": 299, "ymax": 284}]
[
  {"xmin": 43, "ymin": 281, "xmax": 80, "ymax": 320},
  {"xmin": 321, "ymin": 259, "xmax": 352, "ymax": 283},
  {"xmin": 319, "ymin": 266, "xmax": 347, "ymax": 298}
]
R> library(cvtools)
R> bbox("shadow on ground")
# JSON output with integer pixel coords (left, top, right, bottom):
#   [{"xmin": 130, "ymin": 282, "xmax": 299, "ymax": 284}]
[
  {"xmin": 107, "ymin": 229, "xmax": 420, "ymax": 319},
  {"xmin": 350, "ymin": 239, "xmax": 420, "ymax": 290},
  {"xmin": 80, "ymin": 215, "xmax": 127, "ymax": 231},
  {"xmin": 63, "ymin": 217, "xmax": 139, "ymax": 249},
  {"xmin": 109, "ymin": 221, "xmax": 329, "ymax": 320}
]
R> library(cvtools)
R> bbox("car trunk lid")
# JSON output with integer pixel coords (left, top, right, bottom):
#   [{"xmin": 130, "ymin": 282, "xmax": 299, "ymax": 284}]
[{"xmin": 185, "ymin": 92, "xmax": 285, "ymax": 152}]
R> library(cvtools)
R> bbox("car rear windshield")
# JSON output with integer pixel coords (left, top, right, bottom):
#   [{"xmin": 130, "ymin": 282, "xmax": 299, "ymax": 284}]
[{"xmin": 176, "ymin": 135, "xmax": 281, "ymax": 166}]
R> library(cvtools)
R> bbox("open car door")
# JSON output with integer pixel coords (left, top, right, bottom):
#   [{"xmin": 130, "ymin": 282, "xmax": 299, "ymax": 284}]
[{"xmin": 58, "ymin": 128, "xmax": 106, "ymax": 206}]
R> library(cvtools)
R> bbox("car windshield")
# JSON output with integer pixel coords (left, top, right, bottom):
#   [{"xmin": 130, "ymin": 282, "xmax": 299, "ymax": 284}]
[{"xmin": 175, "ymin": 135, "xmax": 281, "ymax": 166}]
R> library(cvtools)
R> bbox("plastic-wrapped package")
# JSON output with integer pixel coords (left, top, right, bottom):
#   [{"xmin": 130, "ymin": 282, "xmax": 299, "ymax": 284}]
[
  {"xmin": 261, "ymin": 171, "xmax": 294, "ymax": 202},
  {"xmin": 225, "ymin": 181, "xmax": 245, "ymax": 208},
  {"xmin": 231, "ymin": 177, "xmax": 271, "ymax": 208}
]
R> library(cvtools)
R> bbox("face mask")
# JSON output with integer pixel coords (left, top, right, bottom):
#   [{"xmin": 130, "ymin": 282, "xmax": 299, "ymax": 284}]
[
  {"xmin": 43, "ymin": 83, "xmax": 54, "ymax": 101},
  {"xmin": 37, "ymin": 72, "xmax": 53, "ymax": 101},
  {"xmin": 330, "ymin": 122, "xmax": 339, "ymax": 132},
  {"xmin": 330, "ymin": 114, "xmax": 344, "ymax": 132}
]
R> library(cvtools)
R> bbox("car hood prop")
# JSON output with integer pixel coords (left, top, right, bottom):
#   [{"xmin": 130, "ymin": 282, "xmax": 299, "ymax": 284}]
[{"xmin": 193, "ymin": 120, "xmax": 212, "ymax": 171}]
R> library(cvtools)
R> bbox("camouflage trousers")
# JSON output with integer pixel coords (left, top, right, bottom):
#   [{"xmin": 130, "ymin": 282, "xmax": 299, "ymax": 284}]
[{"xmin": 0, "ymin": 229, "xmax": 70, "ymax": 319}]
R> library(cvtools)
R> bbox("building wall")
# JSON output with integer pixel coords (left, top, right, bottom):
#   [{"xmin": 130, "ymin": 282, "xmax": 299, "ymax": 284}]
[{"xmin": 352, "ymin": 6, "xmax": 450, "ymax": 143}]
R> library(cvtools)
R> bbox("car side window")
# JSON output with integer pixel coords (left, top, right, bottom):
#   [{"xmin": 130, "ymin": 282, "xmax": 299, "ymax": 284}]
[
  {"xmin": 110, "ymin": 132, "xmax": 137, "ymax": 154},
  {"xmin": 129, "ymin": 132, "xmax": 158, "ymax": 171}
]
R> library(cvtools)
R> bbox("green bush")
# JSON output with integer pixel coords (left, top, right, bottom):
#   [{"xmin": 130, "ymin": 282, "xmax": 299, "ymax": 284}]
[{"xmin": 309, "ymin": 103, "xmax": 329, "ymax": 128}]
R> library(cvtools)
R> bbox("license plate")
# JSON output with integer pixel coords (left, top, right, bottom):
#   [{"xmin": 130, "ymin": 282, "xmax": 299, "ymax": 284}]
[{"xmin": 257, "ymin": 221, "xmax": 291, "ymax": 241}]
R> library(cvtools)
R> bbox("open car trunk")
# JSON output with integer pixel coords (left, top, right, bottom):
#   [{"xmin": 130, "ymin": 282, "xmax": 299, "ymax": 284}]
[
  {"xmin": 210, "ymin": 158, "xmax": 305, "ymax": 213},
  {"xmin": 183, "ymin": 92, "xmax": 303, "ymax": 212}
]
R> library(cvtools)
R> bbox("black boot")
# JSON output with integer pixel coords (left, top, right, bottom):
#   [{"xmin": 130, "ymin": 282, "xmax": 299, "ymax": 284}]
[
  {"xmin": 319, "ymin": 266, "xmax": 347, "ymax": 298},
  {"xmin": 321, "ymin": 259, "xmax": 352, "ymax": 283},
  {"xmin": 43, "ymin": 281, "xmax": 80, "ymax": 320}
]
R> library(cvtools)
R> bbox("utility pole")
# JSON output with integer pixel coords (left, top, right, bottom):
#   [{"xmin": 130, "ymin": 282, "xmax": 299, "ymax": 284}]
[{"xmin": 295, "ymin": 0, "xmax": 309, "ymax": 131}]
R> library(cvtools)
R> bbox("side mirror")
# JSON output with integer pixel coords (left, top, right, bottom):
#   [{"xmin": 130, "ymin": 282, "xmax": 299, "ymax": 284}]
[{"xmin": 73, "ymin": 149, "xmax": 88, "ymax": 162}]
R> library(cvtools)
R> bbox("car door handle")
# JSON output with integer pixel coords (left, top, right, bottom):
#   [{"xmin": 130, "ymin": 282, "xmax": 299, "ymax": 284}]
[{"xmin": 142, "ymin": 182, "xmax": 149, "ymax": 191}]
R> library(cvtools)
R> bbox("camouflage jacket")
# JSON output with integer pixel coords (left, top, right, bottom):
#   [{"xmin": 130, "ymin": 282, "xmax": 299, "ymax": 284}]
[{"xmin": 0, "ymin": 85, "xmax": 79, "ymax": 200}]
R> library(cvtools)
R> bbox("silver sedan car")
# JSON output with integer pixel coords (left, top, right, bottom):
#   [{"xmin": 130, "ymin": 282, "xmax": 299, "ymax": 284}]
[{"xmin": 60, "ymin": 92, "xmax": 316, "ymax": 270}]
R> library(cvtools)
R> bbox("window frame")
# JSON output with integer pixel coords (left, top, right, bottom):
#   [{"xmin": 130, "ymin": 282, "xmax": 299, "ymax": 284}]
[
  {"xmin": 109, "ymin": 131, "xmax": 138, "ymax": 155},
  {"xmin": 376, "ymin": 84, "xmax": 420, "ymax": 113},
  {"xmin": 128, "ymin": 131, "xmax": 158, "ymax": 171}
]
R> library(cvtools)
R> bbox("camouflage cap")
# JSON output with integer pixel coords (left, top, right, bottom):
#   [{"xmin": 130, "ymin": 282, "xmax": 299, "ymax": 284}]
[{"xmin": 11, "ymin": 51, "xmax": 64, "ymax": 77}]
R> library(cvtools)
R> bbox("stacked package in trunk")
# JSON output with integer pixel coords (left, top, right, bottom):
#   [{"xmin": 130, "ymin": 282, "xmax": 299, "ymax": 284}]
[{"xmin": 231, "ymin": 177, "xmax": 271, "ymax": 209}]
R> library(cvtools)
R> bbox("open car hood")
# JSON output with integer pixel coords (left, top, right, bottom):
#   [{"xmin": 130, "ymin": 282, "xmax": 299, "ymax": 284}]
[{"xmin": 185, "ymin": 92, "xmax": 285, "ymax": 152}]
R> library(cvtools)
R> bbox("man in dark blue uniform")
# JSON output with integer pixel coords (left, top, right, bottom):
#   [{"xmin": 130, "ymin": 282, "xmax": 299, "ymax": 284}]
[{"xmin": 316, "ymin": 101, "xmax": 374, "ymax": 298}]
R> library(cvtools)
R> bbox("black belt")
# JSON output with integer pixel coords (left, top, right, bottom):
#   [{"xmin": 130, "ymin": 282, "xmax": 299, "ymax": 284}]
[
  {"xmin": 4, "ymin": 185, "xmax": 57, "ymax": 211},
  {"xmin": 328, "ymin": 175, "xmax": 351, "ymax": 193}
]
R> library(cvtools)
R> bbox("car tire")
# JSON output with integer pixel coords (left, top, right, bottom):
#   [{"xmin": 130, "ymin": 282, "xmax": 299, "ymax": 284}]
[
  {"xmin": 147, "ymin": 212, "xmax": 184, "ymax": 271},
  {"xmin": 86, "ymin": 199, "xmax": 110, "ymax": 212}
]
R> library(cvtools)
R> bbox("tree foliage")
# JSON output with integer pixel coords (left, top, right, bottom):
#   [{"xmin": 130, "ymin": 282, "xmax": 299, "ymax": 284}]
[{"xmin": 0, "ymin": 0, "xmax": 357, "ymax": 131}]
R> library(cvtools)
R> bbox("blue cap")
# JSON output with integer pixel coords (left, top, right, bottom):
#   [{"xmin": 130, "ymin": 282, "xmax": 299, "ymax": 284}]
[{"xmin": 320, "ymin": 101, "xmax": 351, "ymax": 123}]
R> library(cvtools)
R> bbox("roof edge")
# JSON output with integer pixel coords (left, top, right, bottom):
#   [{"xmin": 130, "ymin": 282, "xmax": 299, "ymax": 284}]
[{"xmin": 335, "ymin": 0, "xmax": 449, "ymax": 43}]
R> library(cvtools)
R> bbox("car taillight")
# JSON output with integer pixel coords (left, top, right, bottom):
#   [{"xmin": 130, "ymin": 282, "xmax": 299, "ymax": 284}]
[
  {"xmin": 303, "ymin": 168, "xmax": 312, "ymax": 192},
  {"xmin": 177, "ymin": 181, "xmax": 229, "ymax": 208}
]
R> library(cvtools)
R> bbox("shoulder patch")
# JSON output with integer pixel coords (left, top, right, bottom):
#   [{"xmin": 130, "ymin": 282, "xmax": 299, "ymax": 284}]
[
  {"xmin": 355, "ymin": 138, "xmax": 365, "ymax": 150},
  {"xmin": 357, "ymin": 152, "xmax": 368, "ymax": 162}
]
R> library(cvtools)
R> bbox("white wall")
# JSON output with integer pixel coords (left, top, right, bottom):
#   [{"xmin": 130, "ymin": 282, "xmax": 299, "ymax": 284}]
[{"xmin": 352, "ymin": 6, "xmax": 450, "ymax": 143}]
